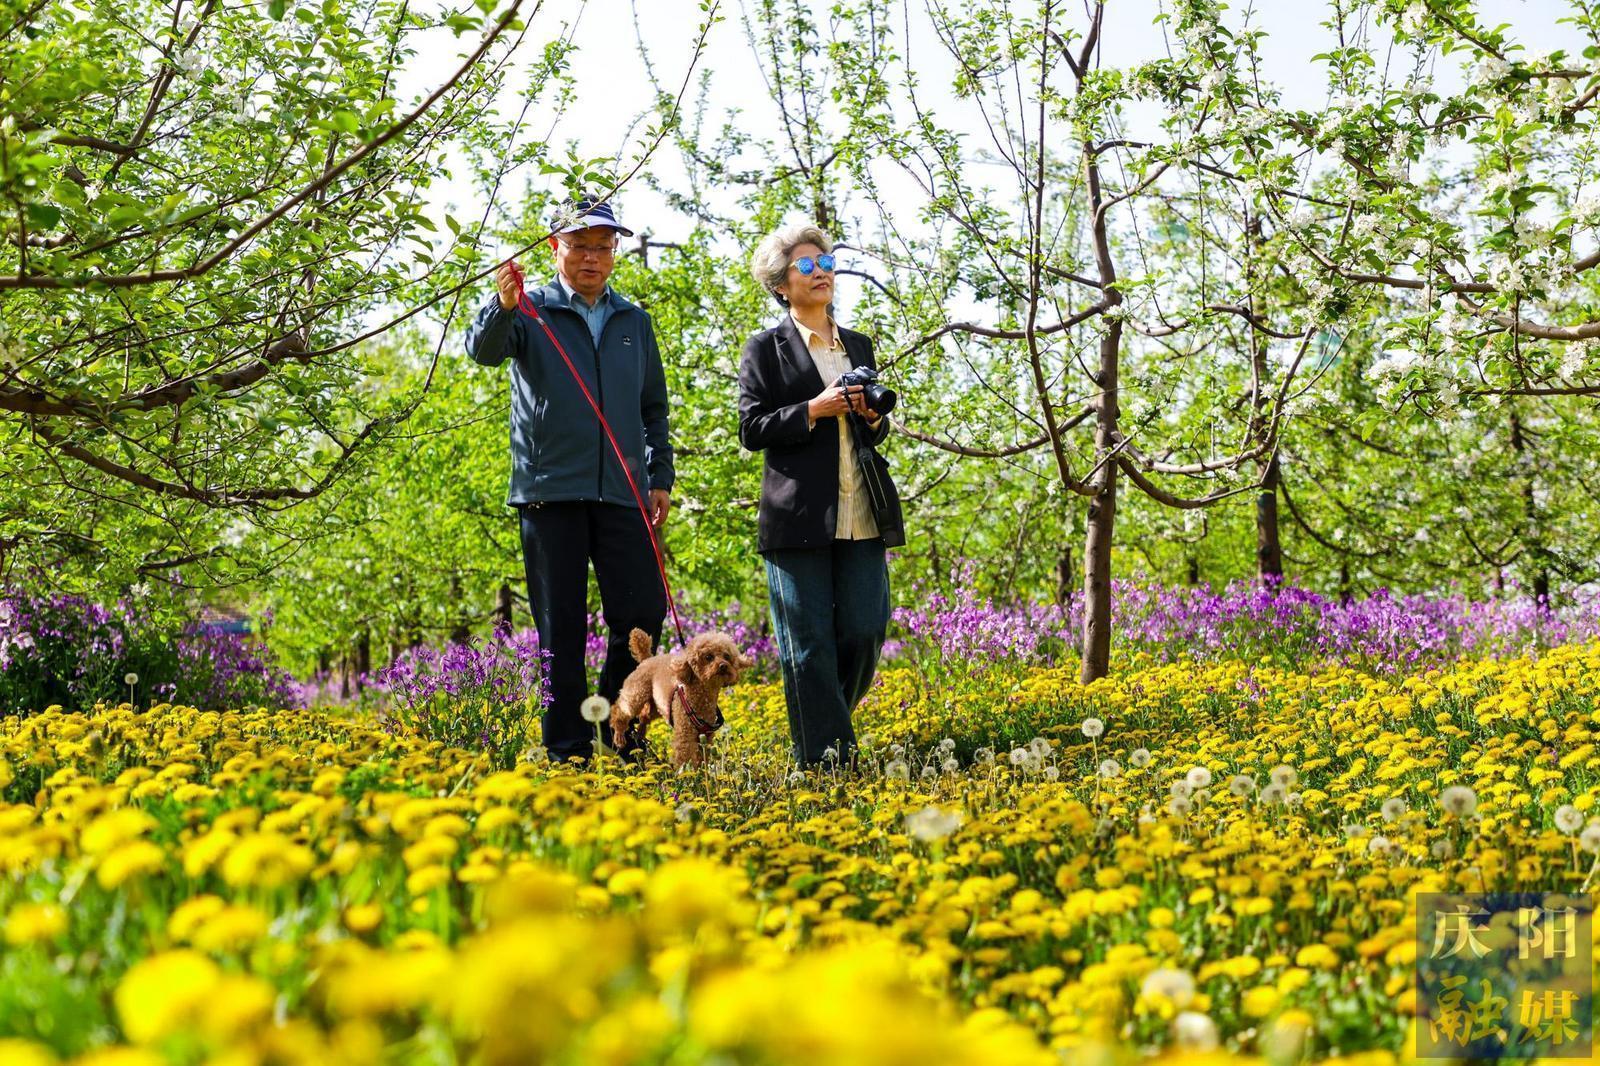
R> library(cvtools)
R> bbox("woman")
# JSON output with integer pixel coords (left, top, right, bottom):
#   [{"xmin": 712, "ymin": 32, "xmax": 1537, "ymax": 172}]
[{"xmin": 738, "ymin": 223, "xmax": 904, "ymax": 768}]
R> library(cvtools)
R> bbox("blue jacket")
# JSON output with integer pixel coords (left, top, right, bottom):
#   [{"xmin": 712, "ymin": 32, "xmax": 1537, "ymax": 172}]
[{"xmin": 466, "ymin": 278, "xmax": 675, "ymax": 508}]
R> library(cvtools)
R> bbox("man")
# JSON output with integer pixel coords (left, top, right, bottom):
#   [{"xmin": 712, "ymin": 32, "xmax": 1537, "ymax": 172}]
[{"xmin": 465, "ymin": 198, "xmax": 674, "ymax": 763}]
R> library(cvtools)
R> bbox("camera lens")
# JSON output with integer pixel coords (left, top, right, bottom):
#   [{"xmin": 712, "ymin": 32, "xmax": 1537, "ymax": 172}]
[{"xmin": 864, "ymin": 382, "xmax": 897, "ymax": 414}]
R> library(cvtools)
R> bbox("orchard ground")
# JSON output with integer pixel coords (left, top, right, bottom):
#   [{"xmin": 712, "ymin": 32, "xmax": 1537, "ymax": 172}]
[{"xmin": 4, "ymin": 583, "xmax": 1600, "ymax": 1062}]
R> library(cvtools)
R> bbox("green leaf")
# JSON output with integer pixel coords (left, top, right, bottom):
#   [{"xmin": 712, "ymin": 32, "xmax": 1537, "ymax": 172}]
[
  {"xmin": 330, "ymin": 110, "xmax": 360, "ymax": 135},
  {"xmin": 269, "ymin": 0, "xmax": 287, "ymax": 18},
  {"xmin": 25, "ymin": 204, "xmax": 61, "ymax": 230}
]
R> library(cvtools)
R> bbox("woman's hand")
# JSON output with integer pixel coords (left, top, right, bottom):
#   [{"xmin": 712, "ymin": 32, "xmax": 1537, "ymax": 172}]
[
  {"xmin": 808, "ymin": 383, "xmax": 862, "ymax": 423},
  {"xmin": 846, "ymin": 388, "xmax": 881, "ymax": 422}
]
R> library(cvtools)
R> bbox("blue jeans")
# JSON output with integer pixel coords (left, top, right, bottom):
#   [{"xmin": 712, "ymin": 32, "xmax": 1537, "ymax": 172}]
[{"xmin": 764, "ymin": 538, "xmax": 890, "ymax": 767}]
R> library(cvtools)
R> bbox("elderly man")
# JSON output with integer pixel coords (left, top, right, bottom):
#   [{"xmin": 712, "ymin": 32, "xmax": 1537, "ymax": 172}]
[{"xmin": 466, "ymin": 198, "xmax": 675, "ymax": 763}]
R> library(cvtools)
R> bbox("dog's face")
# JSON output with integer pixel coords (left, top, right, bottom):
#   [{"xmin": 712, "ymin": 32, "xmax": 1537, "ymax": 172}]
[{"xmin": 676, "ymin": 634, "xmax": 753, "ymax": 687}]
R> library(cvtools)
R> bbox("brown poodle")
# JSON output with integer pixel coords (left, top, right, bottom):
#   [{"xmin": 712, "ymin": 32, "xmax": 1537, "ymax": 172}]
[{"xmin": 609, "ymin": 629, "xmax": 753, "ymax": 767}]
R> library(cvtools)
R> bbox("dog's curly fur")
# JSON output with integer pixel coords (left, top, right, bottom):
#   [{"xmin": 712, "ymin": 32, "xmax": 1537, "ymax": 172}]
[{"xmin": 609, "ymin": 629, "xmax": 752, "ymax": 767}]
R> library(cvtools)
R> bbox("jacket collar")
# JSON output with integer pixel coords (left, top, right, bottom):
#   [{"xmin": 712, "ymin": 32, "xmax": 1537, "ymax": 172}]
[
  {"xmin": 537, "ymin": 275, "xmax": 637, "ymax": 314},
  {"xmin": 790, "ymin": 311, "xmax": 841, "ymax": 352},
  {"xmin": 775, "ymin": 314, "xmax": 866, "ymax": 392}
]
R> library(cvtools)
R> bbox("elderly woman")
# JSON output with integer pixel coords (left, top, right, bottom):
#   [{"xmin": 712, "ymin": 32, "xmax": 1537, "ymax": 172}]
[{"xmin": 738, "ymin": 223, "xmax": 904, "ymax": 768}]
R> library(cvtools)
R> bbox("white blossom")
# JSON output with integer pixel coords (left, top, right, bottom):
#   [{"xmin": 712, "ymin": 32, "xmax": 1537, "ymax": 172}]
[{"xmin": 1473, "ymin": 57, "xmax": 1512, "ymax": 86}]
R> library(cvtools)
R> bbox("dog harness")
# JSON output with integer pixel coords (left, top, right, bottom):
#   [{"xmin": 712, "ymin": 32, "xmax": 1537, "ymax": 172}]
[{"xmin": 668, "ymin": 682, "xmax": 725, "ymax": 736}]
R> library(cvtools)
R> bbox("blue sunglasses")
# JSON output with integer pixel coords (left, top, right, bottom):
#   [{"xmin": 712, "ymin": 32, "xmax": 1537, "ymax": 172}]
[{"xmin": 790, "ymin": 253, "xmax": 836, "ymax": 276}]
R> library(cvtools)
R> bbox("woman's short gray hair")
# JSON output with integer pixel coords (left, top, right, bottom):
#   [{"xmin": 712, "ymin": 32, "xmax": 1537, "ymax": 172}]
[{"xmin": 750, "ymin": 223, "xmax": 834, "ymax": 305}]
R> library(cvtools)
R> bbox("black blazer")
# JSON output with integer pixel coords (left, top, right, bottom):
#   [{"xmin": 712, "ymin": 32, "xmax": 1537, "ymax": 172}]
[{"xmin": 738, "ymin": 316, "xmax": 902, "ymax": 553}]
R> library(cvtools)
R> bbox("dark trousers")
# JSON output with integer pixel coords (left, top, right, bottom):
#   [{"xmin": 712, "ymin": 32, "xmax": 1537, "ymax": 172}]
[
  {"xmin": 519, "ymin": 501, "xmax": 666, "ymax": 761},
  {"xmin": 764, "ymin": 538, "xmax": 890, "ymax": 767}
]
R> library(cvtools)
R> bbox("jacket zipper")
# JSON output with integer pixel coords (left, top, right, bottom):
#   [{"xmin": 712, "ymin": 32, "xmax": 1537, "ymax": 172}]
[{"xmin": 590, "ymin": 312, "xmax": 610, "ymax": 500}]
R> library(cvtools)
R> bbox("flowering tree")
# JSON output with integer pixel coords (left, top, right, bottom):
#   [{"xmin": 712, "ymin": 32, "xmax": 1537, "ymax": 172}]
[
  {"xmin": 1259, "ymin": 1, "xmax": 1600, "ymax": 404},
  {"xmin": 0, "ymin": 0, "xmax": 715, "ymax": 589},
  {"xmin": 823, "ymin": 0, "xmax": 1364, "ymax": 680}
]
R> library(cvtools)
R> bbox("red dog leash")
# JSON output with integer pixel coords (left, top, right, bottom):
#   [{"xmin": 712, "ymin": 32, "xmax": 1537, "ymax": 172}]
[{"xmin": 502, "ymin": 260, "xmax": 687, "ymax": 648}]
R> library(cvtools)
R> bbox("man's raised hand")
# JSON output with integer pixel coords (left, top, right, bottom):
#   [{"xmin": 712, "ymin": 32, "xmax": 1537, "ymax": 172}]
[{"xmin": 496, "ymin": 262, "xmax": 523, "ymax": 310}]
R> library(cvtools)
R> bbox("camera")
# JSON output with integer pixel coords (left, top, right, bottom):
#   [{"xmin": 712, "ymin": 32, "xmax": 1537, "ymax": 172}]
[{"xmin": 837, "ymin": 365, "xmax": 897, "ymax": 416}]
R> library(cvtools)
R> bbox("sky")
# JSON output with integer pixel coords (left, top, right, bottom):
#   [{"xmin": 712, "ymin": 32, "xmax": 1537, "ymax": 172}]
[{"xmin": 397, "ymin": 0, "xmax": 1577, "ymax": 303}]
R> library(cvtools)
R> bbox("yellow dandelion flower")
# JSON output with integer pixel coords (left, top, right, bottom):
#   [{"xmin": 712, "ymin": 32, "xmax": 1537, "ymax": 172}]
[
  {"xmin": 0, "ymin": 1038, "xmax": 57, "ymax": 1066},
  {"xmin": 167, "ymin": 895, "xmax": 227, "ymax": 942},
  {"xmin": 5, "ymin": 902, "xmax": 67, "ymax": 945},
  {"xmin": 606, "ymin": 867, "xmax": 648, "ymax": 897},
  {"xmin": 114, "ymin": 949, "xmax": 221, "ymax": 1043},
  {"xmin": 220, "ymin": 832, "xmax": 314, "ymax": 890},
  {"xmin": 191, "ymin": 905, "xmax": 269, "ymax": 952},
  {"xmin": 96, "ymin": 840, "xmax": 166, "ymax": 889},
  {"xmin": 343, "ymin": 903, "xmax": 384, "ymax": 934},
  {"xmin": 406, "ymin": 864, "xmax": 451, "ymax": 896},
  {"xmin": 81, "ymin": 808, "xmax": 156, "ymax": 855}
]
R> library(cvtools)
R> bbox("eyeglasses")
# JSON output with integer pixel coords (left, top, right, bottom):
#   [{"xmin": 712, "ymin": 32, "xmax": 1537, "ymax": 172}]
[
  {"xmin": 790, "ymin": 253, "xmax": 836, "ymax": 276},
  {"xmin": 558, "ymin": 237, "xmax": 619, "ymax": 259}
]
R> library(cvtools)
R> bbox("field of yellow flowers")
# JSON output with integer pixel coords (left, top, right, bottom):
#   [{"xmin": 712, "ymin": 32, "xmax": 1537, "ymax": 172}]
[{"xmin": 5, "ymin": 642, "xmax": 1600, "ymax": 1064}]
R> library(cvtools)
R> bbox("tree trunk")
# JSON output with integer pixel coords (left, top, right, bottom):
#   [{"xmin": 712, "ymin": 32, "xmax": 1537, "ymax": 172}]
[
  {"xmin": 1079, "ymin": 321, "xmax": 1122, "ymax": 684},
  {"xmin": 354, "ymin": 630, "xmax": 371, "ymax": 685},
  {"xmin": 1509, "ymin": 410, "xmax": 1551, "ymax": 607},
  {"xmin": 494, "ymin": 582, "xmax": 514, "ymax": 632},
  {"xmin": 1338, "ymin": 561, "xmax": 1352, "ymax": 605},
  {"xmin": 1256, "ymin": 451, "xmax": 1283, "ymax": 585},
  {"xmin": 448, "ymin": 574, "xmax": 470, "ymax": 645},
  {"xmin": 1080, "ymin": 482, "xmax": 1117, "ymax": 682},
  {"xmin": 1187, "ymin": 555, "xmax": 1200, "ymax": 586},
  {"xmin": 1054, "ymin": 548, "xmax": 1074, "ymax": 606}
]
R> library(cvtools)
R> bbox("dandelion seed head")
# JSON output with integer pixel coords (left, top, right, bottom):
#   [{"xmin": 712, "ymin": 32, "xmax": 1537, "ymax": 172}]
[
  {"xmin": 905, "ymin": 805, "xmax": 963, "ymax": 842},
  {"xmin": 1141, "ymin": 967, "xmax": 1196, "ymax": 1008},
  {"xmin": 1440, "ymin": 785, "xmax": 1478, "ymax": 817},
  {"xmin": 1581, "ymin": 822, "xmax": 1600, "ymax": 854},
  {"xmin": 1173, "ymin": 1011, "xmax": 1220, "ymax": 1052}
]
